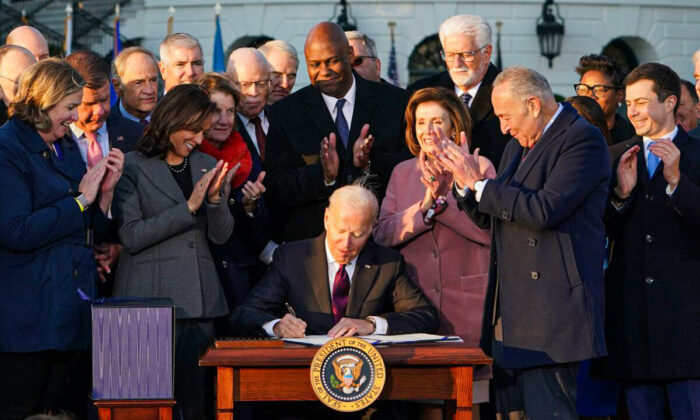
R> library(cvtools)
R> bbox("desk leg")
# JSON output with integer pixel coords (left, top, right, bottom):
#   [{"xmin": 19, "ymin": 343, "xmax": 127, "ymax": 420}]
[
  {"xmin": 447, "ymin": 365, "xmax": 473, "ymax": 420},
  {"xmin": 217, "ymin": 366, "xmax": 234, "ymax": 420}
]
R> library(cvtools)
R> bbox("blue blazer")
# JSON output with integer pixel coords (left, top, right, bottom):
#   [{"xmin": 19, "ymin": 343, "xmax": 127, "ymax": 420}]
[
  {"xmin": 456, "ymin": 103, "xmax": 611, "ymax": 369},
  {"xmin": 0, "ymin": 118, "xmax": 110, "ymax": 352}
]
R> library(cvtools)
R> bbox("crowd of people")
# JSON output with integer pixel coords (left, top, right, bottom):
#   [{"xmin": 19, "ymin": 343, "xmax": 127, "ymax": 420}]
[{"xmin": 0, "ymin": 11, "xmax": 698, "ymax": 420}]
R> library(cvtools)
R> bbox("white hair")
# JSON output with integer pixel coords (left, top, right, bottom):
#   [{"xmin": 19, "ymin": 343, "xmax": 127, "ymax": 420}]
[
  {"xmin": 345, "ymin": 31, "xmax": 378, "ymax": 58},
  {"xmin": 328, "ymin": 184, "xmax": 379, "ymax": 221},
  {"xmin": 493, "ymin": 65, "xmax": 554, "ymax": 104},
  {"xmin": 159, "ymin": 33, "xmax": 202, "ymax": 64},
  {"xmin": 258, "ymin": 40, "xmax": 299, "ymax": 64},
  {"xmin": 692, "ymin": 49, "xmax": 700, "ymax": 65},
  {"xmin": 226, "ymin": 47, "xmax": 271, "ymax": 76},
  {"xmin": 439, "ymin": 15, "xmax": 492, "ymax": 49}
]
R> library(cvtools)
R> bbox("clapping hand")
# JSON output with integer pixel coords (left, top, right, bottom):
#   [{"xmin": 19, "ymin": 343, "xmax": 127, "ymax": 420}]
[
  {"xmin": 321, "ymin": 133, "xmax": 339, "ymax": 184},
  {"xmin": 649, "ymin": 139, "xmax": 681, "ymax": 189},
  {"xmin": 187, "ymin": 160, "xmax": 223, "ymax": 213},
  {"xmin": 419, "ymin": 149, "xmax": 452, "ymax": 211},
  {"xmin": 436, "ymin": 131, "xmax": 484, "ymax": 190},
  {"xmin": 352, "ymin": 123, "xmax": 373, "ymax": 170},
  {"xmin": 78, "ymin": 160, "xmax": 107, "ymax": 205},
  {"xmin": 615, "ymin": 145, "xmax": 640, "ymax": 198},
  {"xmin": 242, "ymin": 171, "xmax": 266, "ymax": 214}
]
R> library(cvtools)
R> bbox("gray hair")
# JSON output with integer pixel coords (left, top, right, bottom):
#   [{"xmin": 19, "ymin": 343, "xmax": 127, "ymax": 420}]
[
  {"xmin": 493, "ymin": 65, "xmax": 554, "ymax": 103},
  {"xmin": 0, "ymin": 44, "xmax": 34, "ymax": 65},
  {"xmin": 693, "ymin": 49, "xmax": 700, "ymax": 65},
  {"xmin": 160, "ymin": 32, "xmax": 202, "ymax": 64},
  {"xmin": 328, "ymin": 182, "xmax": 379, "ymax": 221},
  {"xmin": 439, "ymin": 15, "xmax": 492, "ymax": 49},
  {"xmin": 111, "ymin": 46, "xmax": 158, "ymax": 86},
  {"xmin": 258, "ymin": 40, "xmax": 299, "ymax": 64},
  {"xmin": 227, "ymin": 47, "xmax": 271, "ymax": 76},
  {"xmin": 345, "ymin": 31, "xmax": 377, "ymax": 58}
]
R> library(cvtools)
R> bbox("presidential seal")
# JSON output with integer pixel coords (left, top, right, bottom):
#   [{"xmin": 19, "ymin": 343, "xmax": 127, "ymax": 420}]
[{"xmin": 310, "ymin": 337, "xmax": 386, "ymax": 412}]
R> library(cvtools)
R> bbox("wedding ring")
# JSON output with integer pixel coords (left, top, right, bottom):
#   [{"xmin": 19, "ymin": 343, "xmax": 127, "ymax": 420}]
[{"xmin": 251, "ymin": 195, "xmax": 259, "ymax": 201}]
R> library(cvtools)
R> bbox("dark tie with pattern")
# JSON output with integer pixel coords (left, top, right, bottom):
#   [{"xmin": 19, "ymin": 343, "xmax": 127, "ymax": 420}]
[
  {"xmin": 460, "ymin": 92, "xmax": 473, "ymax": 108},
  {"xmin": 250, "ymin": 116, "xmax": 266, "ymax": 161},
  {"xmin": 335, "ymin": 98, "xmax": 350, "ymax": 148},
  {"xmin": 139, "ymin": 118, "xmax": 150, "ymax": 128},
  {"xmin": 331, "ymin": 264, "xmax": 350, "ymax": 324}
]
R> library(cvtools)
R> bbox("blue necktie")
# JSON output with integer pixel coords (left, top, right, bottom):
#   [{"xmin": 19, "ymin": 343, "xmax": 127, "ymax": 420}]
[
  {"xmin": 647, "ymin": 141, "xmax": 660, "ymax": 178},
  {"xmin": 335, "ymin": 98, "xmax": 349, "ymax": 148},
  {"xmin": 460, "ymin": 92, "xmax": 472, "ymax": 108}
]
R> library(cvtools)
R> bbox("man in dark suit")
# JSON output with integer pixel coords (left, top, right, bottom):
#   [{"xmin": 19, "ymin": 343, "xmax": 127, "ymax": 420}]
[
  {"xmin": 440, "ymin": 66, "xmax": 610, "ymax": 418},
  {"xmin": 67, "ymin": 51, "xmax": 143, "ymax": 292},
  {"xmin": 265, "ymin": 22, "xmax": 410, "ymax": 242},
  {"xmin": 233, "ymin": 184, "xmax": 438, "ymax": 338},
  {"xmin": 601, "ymin": 63, "xmax": 700, "ymax": 419},
  {"xmin": 408, "ymin": 15, "xmax": 509, "ymax": 169},
  {"xmin": 109, "ymin": 46, "xmax": 160, "ymax": 125}
]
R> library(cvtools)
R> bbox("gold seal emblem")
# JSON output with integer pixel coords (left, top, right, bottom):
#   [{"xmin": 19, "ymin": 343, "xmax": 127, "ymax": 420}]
[{"xmin": 310, "ymin": 337, "xmax": 386, "ymax": 412}]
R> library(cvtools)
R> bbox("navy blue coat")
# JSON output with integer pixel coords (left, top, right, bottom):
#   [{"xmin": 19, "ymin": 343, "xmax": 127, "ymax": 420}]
[
  {"xmin": 456, "ymin": 103, "xmax": 611, "ymax": 369},
  {"xmin": 0, "ymin": 118, "xmax": 110, "ymax": 352}
]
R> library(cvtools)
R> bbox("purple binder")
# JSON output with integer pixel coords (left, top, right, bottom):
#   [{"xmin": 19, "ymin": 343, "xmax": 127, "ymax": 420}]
[{"xmin": 91, "ymin": 298, "xmax": 174, "ymax": 400}]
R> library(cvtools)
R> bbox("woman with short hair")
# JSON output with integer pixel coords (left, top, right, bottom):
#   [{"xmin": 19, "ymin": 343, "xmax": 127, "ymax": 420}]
[
  {"xmin": 113, "ymin": 84, "xmax": 234, "ymax": 420},
  {"xmin": 0, "ymin": 58, "xmax": 123, "ymax": 419}
]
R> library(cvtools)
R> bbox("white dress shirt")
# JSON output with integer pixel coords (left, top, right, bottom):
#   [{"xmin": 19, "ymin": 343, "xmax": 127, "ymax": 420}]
[
  {"xmin": 69, "ymin": 122, "xmax": 110, "ymax": 168},
  {"xmin": 262, "ymin": 238, "xmax": 388, "ymax": 336},
  {"xmin": 321, "ymin": 75, "xmax": 357, "ymax": 129},
  {"xmin": 455, "ymin": 81, "xmax": 482, "ymax": 108},
  {"xmin": 237, "ymin": 110, "xmax": 269, "ymax": 156}
]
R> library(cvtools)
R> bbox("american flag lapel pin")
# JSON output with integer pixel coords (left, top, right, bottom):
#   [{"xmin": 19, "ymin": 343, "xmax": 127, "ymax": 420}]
[{"xmin": 116, "ymin": 135, "xmax": 125, "ymax": 142}]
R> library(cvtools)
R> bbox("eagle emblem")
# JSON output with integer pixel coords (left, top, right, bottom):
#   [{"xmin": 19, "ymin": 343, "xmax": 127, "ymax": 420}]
[{"xmin": 332, "ymin": 355, "xmax": 367, "ymax": 394}]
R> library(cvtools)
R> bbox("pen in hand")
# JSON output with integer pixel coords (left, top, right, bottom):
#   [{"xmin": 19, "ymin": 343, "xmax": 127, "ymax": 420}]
[
  {"xmin": 283, "ymin": 302, "xmax": 305, "ymax": 337},
  {"xmin": 285, "ymin": 302, "xmax": 296, "ymax": 317}
]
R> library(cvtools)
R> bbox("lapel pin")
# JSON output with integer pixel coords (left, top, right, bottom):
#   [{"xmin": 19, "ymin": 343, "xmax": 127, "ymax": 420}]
[
  {"xmin": 364, "ymin": 264, "xmax": 371, "ymax": 268},
  {"xmin": 116, "ymin": 136, "xmax": 124, "ymax": 142},
  {"xmin": 40, "ymin": 150, "xmax": 50, "ymax": 159},
  {"xmin": 201, "ymin": 168, "xmax": 208, "ymax": 172}
]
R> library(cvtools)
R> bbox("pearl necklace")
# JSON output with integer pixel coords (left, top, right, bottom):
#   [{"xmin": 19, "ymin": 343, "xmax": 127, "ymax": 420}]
[{"xmin": 167, "ymin": 156, "xmax": 189, "ymax": 173}]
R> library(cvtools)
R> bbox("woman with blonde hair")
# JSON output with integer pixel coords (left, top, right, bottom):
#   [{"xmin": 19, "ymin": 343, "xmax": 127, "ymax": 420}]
[{"xmin": 0, "ymin": 58, "xmax": 123, "ymax": 419}]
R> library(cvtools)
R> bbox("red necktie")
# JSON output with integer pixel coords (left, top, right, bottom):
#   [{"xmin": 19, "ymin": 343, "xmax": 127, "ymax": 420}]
[
  {"xmin": 85, "ymin": 131, "xmax": 103, "ymax": 168},
  {"xmin": 331, "ymin": 264, "xmax": 350, "ymax": 324},
  {"xmin": 250, "ymin": 117, "xmax": 266, "ymax": 161}
]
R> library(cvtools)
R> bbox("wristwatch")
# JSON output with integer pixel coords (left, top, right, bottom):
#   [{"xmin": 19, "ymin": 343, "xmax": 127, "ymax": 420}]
[{"xmin": 366, "ymin": 316, "xmax": 377, "ymax": 333}]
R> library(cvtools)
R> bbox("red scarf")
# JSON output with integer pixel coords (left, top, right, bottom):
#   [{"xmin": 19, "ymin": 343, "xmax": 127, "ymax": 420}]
[{"xmin": 199, "ymin": 131, "xmax": 252, "ymax": 189}]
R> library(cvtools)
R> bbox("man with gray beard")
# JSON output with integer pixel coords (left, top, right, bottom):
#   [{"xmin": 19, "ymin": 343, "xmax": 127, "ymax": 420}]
[{"xmin": 408, "ymin": 14, "xmax": 509, "ymax": 169}]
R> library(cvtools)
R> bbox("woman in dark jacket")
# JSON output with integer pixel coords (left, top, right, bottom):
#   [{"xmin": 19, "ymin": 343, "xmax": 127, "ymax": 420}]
[
  {"xmin": 0, "ymin": 58, "xmax": 123, "ymax": 419},
  {"xmin": 194, "ymin": 73, "xmax": 271, "ymax": 334}
]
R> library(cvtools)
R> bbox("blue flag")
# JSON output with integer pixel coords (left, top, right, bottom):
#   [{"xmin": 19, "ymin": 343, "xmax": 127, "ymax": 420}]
[
  {"xmin": 110, "ymin": 15, "xmax": 122, "ymax": 106},
  {"xmin": 387, "ymin": 24, "xmax": 399, "ymax": 86},
  {"xmin": 213, "ymin": 14, "xmax": 225, "ymax": 73}
]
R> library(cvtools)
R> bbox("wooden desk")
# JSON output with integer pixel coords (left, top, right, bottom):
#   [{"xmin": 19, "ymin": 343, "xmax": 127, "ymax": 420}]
[{"xmin": 200, "ymin": 340, "xmax": 491, "ymax": 420}]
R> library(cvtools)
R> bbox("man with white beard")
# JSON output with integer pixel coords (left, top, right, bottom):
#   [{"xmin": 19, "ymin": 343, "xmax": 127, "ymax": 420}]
[{"xmin": 408, "ymin": 15, "xmax": 509, "ymax": 168}]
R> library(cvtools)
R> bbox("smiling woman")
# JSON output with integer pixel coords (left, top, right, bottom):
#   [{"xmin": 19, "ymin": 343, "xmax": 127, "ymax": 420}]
[
  {"xmin": 0, "ymin": 58, "xmax": 124, "ymax": 418},
  {"xmin": 113, "ymin": 83, "xmax": 235, "ymax": 420}
]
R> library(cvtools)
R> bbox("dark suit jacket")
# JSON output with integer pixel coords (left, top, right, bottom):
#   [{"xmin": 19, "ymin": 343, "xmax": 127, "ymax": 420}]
[
  {"xmin": 106, "ymin": 111, "xmax": 143, "ymax": 154},
  {"xmin": 0, "ymin": 118, "xmax": 111, "ymax": 352},
  {"xmin": 265, "ymin": 73, "xmax": 410, "ymax": 242},
  {"xmin": 408, "ymin": 64, "xmax": 510, "ymax": 170},
  {"xmin": 599, "ymin": 128, "xmax": 700, "ymax": 380},
  {"xmin": 236, "ymin": 113, "xmax": 265, "ymax": 167},
  {"xmin": 455, "ymin": 103, "xmax": 611, "ymax": 369},
  {"xmin": 232, "ymin": 234, "xmax": 439, "ymax": 336}
]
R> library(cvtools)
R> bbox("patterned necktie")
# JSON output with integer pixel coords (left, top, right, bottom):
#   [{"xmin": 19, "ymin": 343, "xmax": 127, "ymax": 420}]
[
  {"xmin": 335, "ymin": 98, "xmax": 349, "ymax": 148},
  {"xmin": 85, "ymin": 131, "xmax": 103, "ymax": 169},
  {"xmin": 331, "ymin": 264, "xmax": 350, "ymax": 324},
  {"xmin": 647, "ymin": 141, "xmax": 660, "ymax": 178},
  {"xmin": 460, "ymin": 92, "xmax": 473, "ymax": 108},
  {"xmin": 250, "ymin": 116, "xmax": 266, "ymax": 161}
]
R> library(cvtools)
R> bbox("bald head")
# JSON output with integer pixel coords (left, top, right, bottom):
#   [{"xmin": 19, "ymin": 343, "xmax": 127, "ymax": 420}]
[
  {"xmin": 6, "ymin": 26, "xmax": 49, "ymax": 62},
  {"xmin": 227, "ymin": 48, "xmax": 271, "ymax": 119},
  {"xmin": 0, "ymin": 45, "xmax": 37, "ymax": 105},
  {"xmin": 304, "ymin": 22, "xmax": 354, "ymax": 98}
]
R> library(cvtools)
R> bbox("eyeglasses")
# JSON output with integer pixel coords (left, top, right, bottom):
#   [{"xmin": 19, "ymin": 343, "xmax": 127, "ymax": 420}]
[
  {"xmin": 233, "ymin": 80, "xmax": 270, "ymax": 90},
  {"xmin": 440, "ymin": 45, "xmax": 488, "ymax": 63},
  {"xmin": 0, "ymin": 74, "xmax": 17, "ymax": 85},
  {"xmin": 573, "ymin": 83, "xmax": 620, "ymax": 97},
  {"xmin": 351, "ymin": 56, "xmax": 377, "ymax": 66}
]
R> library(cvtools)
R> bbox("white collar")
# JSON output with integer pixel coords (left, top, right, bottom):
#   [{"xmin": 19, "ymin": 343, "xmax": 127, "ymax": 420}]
[
  {"xmin": 321, "ymin": 75, "xmax": 357, "ymax": 114},
  {"xmin": 643, "ymin": 126, "xmax": 678, "ymax": 149},
  {"xmin": 455, "ymin": 81, "xmax": 482, "ymax": 101},
  {"xmin": 237, "ymin": 109, "xmax": 267, "ymax": 126},
  {"xmin": 324, "ymin": 237, "xmax": 359, "ymax": 269},
  {"xmin": 69, "ymin": 121, "xmax": 108, "ymax": 141}
]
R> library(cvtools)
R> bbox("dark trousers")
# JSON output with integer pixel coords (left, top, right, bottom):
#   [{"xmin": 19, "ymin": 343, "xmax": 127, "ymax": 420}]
[
  {"xmin": 175, "ymin": 318, "xmax": 216, "ymax": 420},
  {"xmin": 492, "ymin": 361, "xmax": 579, "ymax": 420},
  {"xmin": 0, "ymin": 350, "xmax": 90, "ymax": 420},
  {"xmin": 625, "ymin": 379, "xmax": 700, "ymax": 420}
]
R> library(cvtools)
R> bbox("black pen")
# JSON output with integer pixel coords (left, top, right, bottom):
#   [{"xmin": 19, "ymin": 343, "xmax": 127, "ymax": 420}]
[{"xmin": 285, "ymin": 302, "xmax": 296, "ymax": 317}]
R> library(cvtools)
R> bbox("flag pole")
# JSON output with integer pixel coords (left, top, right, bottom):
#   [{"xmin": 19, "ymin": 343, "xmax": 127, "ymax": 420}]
[{"xmin": 167, "ymin": 6, "xmax": 175, "ymax": 36}]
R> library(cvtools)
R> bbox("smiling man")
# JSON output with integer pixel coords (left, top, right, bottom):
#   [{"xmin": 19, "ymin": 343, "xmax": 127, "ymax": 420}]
[
  {"xmin": 408, "ymin": 15, "xmax": 509, "ymax": 169},
  {"xmin": 111, "ymin": 47, "xmax": 159, "ymax": 125},
  {"xmin": 600, "ymin": 62, "xmax": 700, "ymax": 419},
  {"xmin": 159, "ymin": 33, "xmax": 204, "ymax": 93},
  {"xmin": 258, "ymin": 40, "xmax": 299, "ymax": 105},
  {"xmin": 443, "ymin": 66, "xmax": 610, "ymax": 419},
  {"xmin": 265, "ymin": 21, "xmax": 410, "ymax": 242}
]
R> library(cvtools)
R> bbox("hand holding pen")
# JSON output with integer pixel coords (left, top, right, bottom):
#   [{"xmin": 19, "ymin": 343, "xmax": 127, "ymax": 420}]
[{"xmin": 273, "ymin": 302, "xmax": 307, "ymax": 338}]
